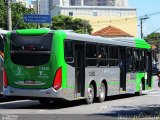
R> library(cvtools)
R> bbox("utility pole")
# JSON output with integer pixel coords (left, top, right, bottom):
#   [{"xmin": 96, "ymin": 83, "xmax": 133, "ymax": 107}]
[
  {"xmin": 37, "ymin": 0, "xmax": 39, "ymax": 28},
  {"xmin": 140, "ymin": 16, "xmax": 149, "ymax": 38},
  {"xmin": 7, "ymin": 0, "xmax": 12, "ymax": 31}
]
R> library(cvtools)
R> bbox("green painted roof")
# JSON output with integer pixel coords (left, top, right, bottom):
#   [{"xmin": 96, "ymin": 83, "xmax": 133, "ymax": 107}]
[
  {"xmin": 16, "ymin": 29, "xmax": 50, "ymax": 35},
  {"xmin": 135, "ymin": 38, "xmax": 151, "ymax": 49}
]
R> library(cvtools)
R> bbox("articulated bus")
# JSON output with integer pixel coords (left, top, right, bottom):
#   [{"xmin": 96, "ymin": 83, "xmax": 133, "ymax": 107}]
[{"xmin": 3, "ymin": 29, "xmax": 153, "ymax": 104}]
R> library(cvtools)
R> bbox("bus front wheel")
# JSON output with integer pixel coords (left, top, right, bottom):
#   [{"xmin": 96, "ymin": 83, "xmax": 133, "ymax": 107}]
[{"xmin": 86, "ymin": 84, "xmax": 95, "ymax": 104}]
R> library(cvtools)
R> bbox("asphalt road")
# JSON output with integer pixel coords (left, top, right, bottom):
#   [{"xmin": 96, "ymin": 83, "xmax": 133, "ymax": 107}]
[{"xmin": 0, "ymin": 76, "xmax": 160, "ymax": 120}]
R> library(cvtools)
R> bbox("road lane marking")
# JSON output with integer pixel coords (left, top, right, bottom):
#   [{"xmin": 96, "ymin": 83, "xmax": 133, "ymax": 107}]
[
  {"xmin": 142, "ymin": 89, "xmax": 160, "ymax": 94},
  {"xmin": 39, "ymin": 110, "xmax": 46, "ymax": 112},
  {"xmin": 147, "ymin": 95, "xmax": 160, "ymax": 96},
  {"xmin": 99, "ymin": 105, "xmax": 113, "ymax": 110},
  {"xmin": 0, "ymin": 100, "xmax": 33, "ymax": 105},
  {"xmin": 149, "ymin": 91, "xmax": 160, "ymax": 94}
]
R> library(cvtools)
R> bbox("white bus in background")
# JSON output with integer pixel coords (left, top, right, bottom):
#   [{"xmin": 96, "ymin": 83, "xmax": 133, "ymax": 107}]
[{"xmin": 0, "ymin": 29, "xmax": 9, "ymax": 94}]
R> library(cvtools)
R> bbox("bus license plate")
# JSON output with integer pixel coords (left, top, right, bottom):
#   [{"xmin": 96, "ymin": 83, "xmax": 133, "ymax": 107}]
[{"xmin": 24, "ymin": 80, "xmax": 35, "ymax": 84}]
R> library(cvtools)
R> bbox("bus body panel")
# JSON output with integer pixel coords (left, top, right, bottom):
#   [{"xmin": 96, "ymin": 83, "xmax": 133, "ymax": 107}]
[
  {"xmin": 85, "ymin": 67, "xmax": 120, "ymax": 97},
  {"xmin": 126, "ymin": 73, "xmax": 137, "ymax": 93},
  {"xmin": 5, "ymin": 54, "xmax": 57, "ymax": 89}
]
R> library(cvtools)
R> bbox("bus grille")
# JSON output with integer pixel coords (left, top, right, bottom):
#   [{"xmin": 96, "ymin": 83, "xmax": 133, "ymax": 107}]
[{"xmin": 11, "ymin": 53, "xmax": 50, "ymax": 66}]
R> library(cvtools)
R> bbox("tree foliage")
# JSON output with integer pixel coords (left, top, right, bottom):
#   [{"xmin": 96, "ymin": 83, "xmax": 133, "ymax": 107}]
[
  {"xmin": 0, "ymin": 0, "xmax": 37, "ymax": 30},
  {"xmin": 144, "ymin": 32, "xmax": 160, "ymax": 53},
  {"xmin": 51, "ymin": 15, "xmax": 93, "ymax": 34}
]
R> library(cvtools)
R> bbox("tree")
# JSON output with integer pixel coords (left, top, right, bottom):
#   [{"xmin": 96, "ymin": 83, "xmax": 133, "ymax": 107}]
[
  {"xmin": 51, "ymin": 15, "xmax": 93, "ymax": 34},
  {"xmin": 11, "ymin": 3, "xmax": 37, "ymax": 29},
  {"xmin": 0, "ymin": 0, "xmax": 7, "ymax": 29},
  {"xmin": 0, "ymin": 1, "xmax": 37, "ymax": 30},
  {"xmin": 144, "ymin": 32, "xmax": 160, "ymax": 53}
]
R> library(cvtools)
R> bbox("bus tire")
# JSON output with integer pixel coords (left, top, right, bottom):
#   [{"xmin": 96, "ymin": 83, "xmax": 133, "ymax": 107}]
[
  {"xmin": 98, "ymin": 82, "xmax": 106, "ymax": 102},
  {"xmin": 86, "ymin": 84, "xmax": 95, "ymax": 104},
  {"xmin": 135, "ymin": 82, "xmax": 142, "ymax": 96}
]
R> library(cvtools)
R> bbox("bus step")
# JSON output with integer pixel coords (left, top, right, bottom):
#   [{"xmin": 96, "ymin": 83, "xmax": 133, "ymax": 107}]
[
  {"xmin": 75, "ymin": 93, "xmax": 81, "ymax": 97},
  {"xmin": 120, "ymin": 88, "xmax": 126, "ymax": 93}
]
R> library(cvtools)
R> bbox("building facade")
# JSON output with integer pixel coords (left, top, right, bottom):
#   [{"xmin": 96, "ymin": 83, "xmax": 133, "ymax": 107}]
[
  {"xmin": 12, "ymin": 0, "xmax": 33, "ymax": 8},
  {"xmin": 35, "ymin": 0, "xmax": 137, "ymax": 36},
  {"xmin": 59, "ymin": 6, "xmax": 137, "ymax": 36},
  {"xmin": 36, "ymin": 0, "xmax": 128, "ymax": 8}
]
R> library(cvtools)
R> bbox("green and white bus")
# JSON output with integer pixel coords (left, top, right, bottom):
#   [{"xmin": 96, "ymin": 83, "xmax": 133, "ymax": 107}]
[{"xmin": 3, "ymin": 29, "xmax": 153, "ymax": 104}]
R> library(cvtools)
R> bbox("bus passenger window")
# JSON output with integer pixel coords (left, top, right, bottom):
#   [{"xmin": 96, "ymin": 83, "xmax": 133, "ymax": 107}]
[
  {"xmin": 64, "ymin": 41, "xmax": 74, "ymax": 63},
  {"xmin": 139, "ymin": 50, "xmax": 145, "ymax": 71},
  {"xmin": 86, "ymin": 43, "xmax": 97, "ymax": 66},
  {"xmin": 109, "ymin": 46, "xmax": 118, "ymax": 66},
  {"xmin": 134, "ymin": 50, "xmax": 140, "ymax": 71},
  {"xmin": 98, "ymin": 45, "xmax": 108, "ymax": 66},
  {"xmin": 127, "ymin": 48, "xmax": 133, "ymax": 71}
]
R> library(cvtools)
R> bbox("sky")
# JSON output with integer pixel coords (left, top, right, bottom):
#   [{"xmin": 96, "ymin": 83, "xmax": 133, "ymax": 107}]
[
  {"xmin": 129, "ymin": 0, "xmax": 160, "ymax": 37},
  {"xmin": 27, "ymin": 0, "xmax": 160, "ymax": 37}
]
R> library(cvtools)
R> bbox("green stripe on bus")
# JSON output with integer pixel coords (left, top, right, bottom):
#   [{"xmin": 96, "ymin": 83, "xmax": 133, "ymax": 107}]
[
  {"xmin": 127, "ymin": 80, "xmax": 136, "ymax": 83},
  {"xmin": 16, "ymin": 29, "xmax": 50, "ymax": 35},
  {"xmin": 135, "ymin": 38, "xmax": 151, "ymax": 49},
  {"xmin": 108, "ymin": 81, "xmax": 120, "ymax": 85},
  {"xmin": 53, "ymin": 30, "xmax": 67, "ymax": 88},
  {"xmin": 136, "ymin": 73, "xmax": 145, "ymax": 91}
]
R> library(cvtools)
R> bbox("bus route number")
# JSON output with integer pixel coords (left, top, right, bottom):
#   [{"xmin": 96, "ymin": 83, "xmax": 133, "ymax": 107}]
[
  {"xmin": 39, "ymin": 67, "xmax": 49, "ymax": 71},
  {"xmin": 89, "ymin": 71, "xmax": 95, "ymax": 76}
]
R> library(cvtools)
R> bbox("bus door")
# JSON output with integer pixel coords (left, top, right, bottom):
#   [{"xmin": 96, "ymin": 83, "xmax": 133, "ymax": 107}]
[
  {"xmin": 146, "ymin": 51, "xmax": 152, "ymax": 87},
  {"xmin": 119, "ymin": 47, "xmax": 127, "ymax": 91},
  {"xmin": 74, "ymin": 44, "xmax": 85, "ymax": 98}
]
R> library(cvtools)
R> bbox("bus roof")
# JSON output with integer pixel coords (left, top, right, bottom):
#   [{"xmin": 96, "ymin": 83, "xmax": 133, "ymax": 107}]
[
  {"xmin": 10, "ymin": 29, "xmax": 151, "ymax": 49},
  {"xmin": 0, "ymin": 29, "xmax": 10, "ymax": 34},
  {"xmin": 64, "ymin": 31, "xmax": 151, "ymax": 49},
  {"xmin": 15, "ymin": 29, "xmax": 50, "ymax": 35}
]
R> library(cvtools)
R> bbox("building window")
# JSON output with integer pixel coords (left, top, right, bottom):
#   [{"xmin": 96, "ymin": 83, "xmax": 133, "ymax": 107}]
[
  {"xmin": 69, "ymin": 12, "xmax": 73, "ymax": 16},
  {"xmin": 93, "ymin": 12, "xmax": 98, "ymax": 16},
  {"xmin": 70, "ymin": 0, "xmax": 75, "ymax": 5}
]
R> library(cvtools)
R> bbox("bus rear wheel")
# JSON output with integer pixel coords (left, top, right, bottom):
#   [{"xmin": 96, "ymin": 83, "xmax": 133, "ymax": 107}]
[
  {"xmin": 99, "ymin": 83, "xmax": 106, "ymax": 102},
  {"xmin": 86, "ymin": 84, "xmax": 95, "ymax": 104}
]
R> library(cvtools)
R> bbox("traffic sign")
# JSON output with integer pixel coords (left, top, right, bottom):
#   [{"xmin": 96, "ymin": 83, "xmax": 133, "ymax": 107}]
[{"xmin": 24, "ymin": 14, "xmax": 51, "ymax": 23}]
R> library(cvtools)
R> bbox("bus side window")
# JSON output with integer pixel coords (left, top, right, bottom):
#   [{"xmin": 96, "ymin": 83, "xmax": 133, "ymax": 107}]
[
  {"xmin": 109, "ymin": 46, "xmax": 118, "ymax": 66},
  {"xmin": 98, "ymin": 44, "xmax": 108, "ymax": 66},
  {"xmin": 64, "ymin": 40, "xmax": 74, "ymax": 63},
  {"xmin": 139, "ymin": 50, "xmax": 145, "ymax": 71},
  {"xmin": 86, "ymin": 43, "xmax": 97, "ymax": 66},
  {"xmin": 0, "ymin": 34, "xmax": 4, "ymax": 52},
  {"xmin": 133, "ymin": 49, "xmax": 140, "ymax": 71},
  {"xmin": 127, "ymin": 48, "xmax": 133, "ymax": 71}
]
